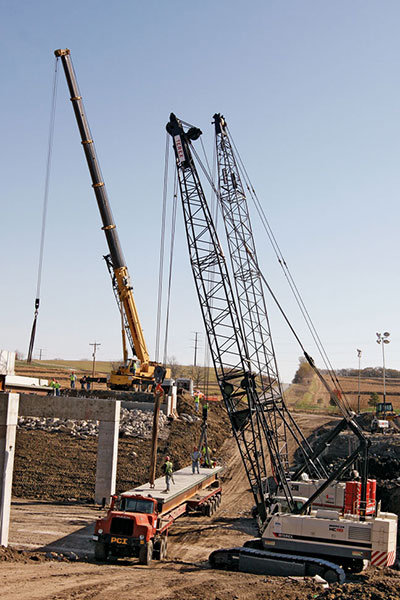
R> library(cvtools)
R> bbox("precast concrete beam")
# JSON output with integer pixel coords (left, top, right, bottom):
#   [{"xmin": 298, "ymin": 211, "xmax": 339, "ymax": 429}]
[
  {"xmin": 0, "ymin": 393, "xmax": 19, "ymax": 546},
  {"xmin": 19, "ymin": 394, "xmax": 120, "ymax": 421}
]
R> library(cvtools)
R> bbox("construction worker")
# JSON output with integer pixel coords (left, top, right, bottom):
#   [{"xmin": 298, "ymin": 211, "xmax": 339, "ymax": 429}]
[
  {"xmin": 191, "ymin": 446, "xmax": 200, "ymax": 474},
  {"xmin": 55, "ymin": 380, "xmax": 61, "ymax": 397},
  {"xmin": 202, "ymin": 399, "xmax": 209, "ymax": 422},
  {"xmin": 194, "ymin": 391, "xmax": 200, "ymax": 413},
  {"xmin": 201, "ymin": 445, "xmax": 212, "ymax": 468},
  {"xmin": 163, "ymin": 456, "xmax": 174, "ymax": 493},
  {"xmin": 70, "ymin": 372, "xmax": 77, "ymax": 389},
  {"xmin": 50, "ymin": 378, "xmax": 57, "ymax": 396},
  {"xmin": 80, "ymin": 375, "xmax": 87, "ymax": 390}
]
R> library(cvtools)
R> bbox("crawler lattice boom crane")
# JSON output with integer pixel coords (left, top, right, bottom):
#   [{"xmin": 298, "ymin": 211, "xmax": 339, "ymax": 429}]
[{"xmin": 167, "ymin": 112, "xmax": 397, "ymax": 581}]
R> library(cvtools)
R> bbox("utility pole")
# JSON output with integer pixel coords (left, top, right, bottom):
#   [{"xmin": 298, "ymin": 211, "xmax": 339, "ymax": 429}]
[
  {"xmin": 90, "ymin": 342, "xmax": 101, "ymax": 378},
  {"xmin": 39, "ymin": 349, "xmax": 44, "ymax": 361},
  {"xmin": 193, "ymin": 331, "xmax": 200, "ymax": 367},
  {"xmin": 357, "ymin": 349, "xmax": 362, "ymax": 414}
]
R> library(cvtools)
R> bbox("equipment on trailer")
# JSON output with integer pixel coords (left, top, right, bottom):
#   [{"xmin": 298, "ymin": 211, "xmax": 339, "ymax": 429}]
[
  {"xmin": 55, "ymin": 49, "xmax": 168, "ymax": 390},
  {"xmin": 166, "ymin": 112, "xmax": 397, "ymax": 582},
  {"xmin": 175, "ymin": 377, "xmax": 194, "ymax": 395},
  {"xmin": 371, "ymin": 417, "xmax": 389, "ymax": 433},
  {"xmin": 93, "ymin": 465, "xmax": 223, "ymax": 564}
]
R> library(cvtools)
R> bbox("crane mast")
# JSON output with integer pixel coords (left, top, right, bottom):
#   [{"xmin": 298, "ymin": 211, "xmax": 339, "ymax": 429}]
[
  {"xmin": 167, "ymin": 113, "xmax": 271, "ymax": 523},
  {"xmin": 211, "ymin": 113, "xmax": 372, "ymax": 514},
  {"xmin": 213, "ymin": 114, "xmax": 330, "ymax": 485},
  {"xmin": 55, "ymin": 49, "xmax": 156, "ymax": 381}
]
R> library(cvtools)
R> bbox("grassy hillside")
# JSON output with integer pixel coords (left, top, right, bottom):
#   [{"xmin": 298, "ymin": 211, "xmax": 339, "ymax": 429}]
[{"xmin": 16, "ymin": 360, "xmax": 400, "ymax": 415}]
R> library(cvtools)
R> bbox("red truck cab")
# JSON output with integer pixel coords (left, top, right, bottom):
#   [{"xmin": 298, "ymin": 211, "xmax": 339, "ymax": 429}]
[{"xmin": 94, "ymin": 493, "xmax": 161, "ymax": 562}]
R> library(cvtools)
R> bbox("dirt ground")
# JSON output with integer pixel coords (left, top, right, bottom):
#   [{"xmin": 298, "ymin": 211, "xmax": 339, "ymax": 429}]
[{"xmin": 3, "ymin": 387, "xmax": 400, "ymax": 599}]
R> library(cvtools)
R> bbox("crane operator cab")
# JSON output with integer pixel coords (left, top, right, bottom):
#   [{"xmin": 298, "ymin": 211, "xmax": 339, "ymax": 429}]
[{"xmin": 269, "ymin": 496, "xmax": 310, "ymax": 516}]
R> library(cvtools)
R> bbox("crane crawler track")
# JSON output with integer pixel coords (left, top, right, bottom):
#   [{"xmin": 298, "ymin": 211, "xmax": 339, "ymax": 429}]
[{"xmin": 209, "ymin": 546, "xmax": 346, "ymax": 584}]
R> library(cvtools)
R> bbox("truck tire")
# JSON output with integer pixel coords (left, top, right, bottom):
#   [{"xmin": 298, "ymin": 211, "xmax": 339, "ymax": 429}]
[
  {"xmin": 153, "ymin": 539, "xmax": 161, "ymax": 560},
  {"xmin": 161, "ymin": 537, "xmax": 168, "ymax": 560},
  {"xmin": 139, "ymin": 540, "xmax": 153, "ymax": 565},
  {"xmin": 94, "ymin": 541, "xmax": 109, "ymax": 561}
]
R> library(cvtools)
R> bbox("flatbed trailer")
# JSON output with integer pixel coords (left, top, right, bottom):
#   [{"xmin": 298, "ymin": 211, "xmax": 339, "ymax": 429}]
[{"xmin": 93, "ymin": 465, "xmax": 223, "ymax": 564}]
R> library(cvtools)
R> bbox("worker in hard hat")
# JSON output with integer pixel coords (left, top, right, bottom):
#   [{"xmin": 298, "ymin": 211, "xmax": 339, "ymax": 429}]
[
  {"xmin": 202, "ymin": 399, "xmax": 209, "ymax": 422},
  {"xmin": 191, "ymin": 446, "xmax": 200, "ymax": 474},
  {"xmin": 70, "ymin": 372, "xmax": 77, "ymax": 389},
  {"xmin": 163, "ymin": 456, "xmax": 174, "ymax": 493},
  {"xmin": 194, "ymin": 391, "xmax": 200, "ymax": 413}
]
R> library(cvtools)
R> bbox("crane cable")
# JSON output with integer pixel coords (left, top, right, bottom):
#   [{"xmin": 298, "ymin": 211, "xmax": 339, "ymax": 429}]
[
  {"xmin": 162, "ymin": 171, "xmax": 178, "ymax": 366},
  {"xmin": 190, "ymin": 137, "xmax": 352, "ymax": 418},
  {"xmin": 27, "ymin": 57, "xmax": 59, "ymax": 362},
  {"xmin": 226, "ymin": 125, "xmax": 352, "ymax": 414},
  {"xmin": 155, "ymin": 133, "xmax": 170, "ymax": 363}
]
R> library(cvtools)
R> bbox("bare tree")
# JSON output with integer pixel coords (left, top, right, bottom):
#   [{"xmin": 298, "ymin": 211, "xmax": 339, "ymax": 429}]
[{"xmin": 167, "ymin": 355, "xmax": 180, "ymax": 379}]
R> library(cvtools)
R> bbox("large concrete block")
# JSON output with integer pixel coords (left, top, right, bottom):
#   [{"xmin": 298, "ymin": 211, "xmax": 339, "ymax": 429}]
[
  {"xmin": 0, "ymin": 393, "xmax": 20, "ymax": 546},
  {"xmin": 95, "ymin": 401, "xmax": 121, "ymax": 504}
]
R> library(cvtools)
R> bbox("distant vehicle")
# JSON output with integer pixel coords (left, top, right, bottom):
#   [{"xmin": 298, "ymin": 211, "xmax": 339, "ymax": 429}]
[{"xmin": 376, "ymin": 402, "xmax": 396, "ymax": 420}]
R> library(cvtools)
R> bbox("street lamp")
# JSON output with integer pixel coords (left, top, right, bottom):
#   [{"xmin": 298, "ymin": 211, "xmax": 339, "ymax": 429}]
[
  {"xmin": 357, "ymin": 349, "xmax": 362, "ymax": 414},
  {"xmin": 376, "ymin": 332, "xmax": 390, "ymax": 412}
]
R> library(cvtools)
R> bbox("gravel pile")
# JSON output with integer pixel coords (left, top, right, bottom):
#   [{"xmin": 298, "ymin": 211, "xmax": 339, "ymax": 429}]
[{"xmin": 17, "ymin": 407, "xmax": 168, "ymax": 440}]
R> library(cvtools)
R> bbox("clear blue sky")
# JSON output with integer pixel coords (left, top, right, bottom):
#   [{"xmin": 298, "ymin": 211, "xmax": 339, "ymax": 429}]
[{"xmin": 1, "ymin": 0, "xmax": 400, "ymax": 382}]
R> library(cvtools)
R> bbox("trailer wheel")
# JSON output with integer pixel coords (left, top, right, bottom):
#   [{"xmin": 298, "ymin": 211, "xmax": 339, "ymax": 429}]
[
  {"xmin": 94, "ymin": 541, "xmax": 109, "ymax": 561},
  {"xmin": 209, "ymin": 498, "xmax": 216, "ymax": 515},
  {"xmin": 139, "ymin": 540, "xmax": 153, "ymax": 565},
  {"xmin": 205, "ymin": 502, "xmax": 212, "ymax": 517}
]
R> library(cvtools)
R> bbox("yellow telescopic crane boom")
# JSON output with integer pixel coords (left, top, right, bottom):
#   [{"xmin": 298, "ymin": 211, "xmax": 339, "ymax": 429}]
[{"xmin": 55, "ymin": 49, "xmax": 162, "ymax": 385}]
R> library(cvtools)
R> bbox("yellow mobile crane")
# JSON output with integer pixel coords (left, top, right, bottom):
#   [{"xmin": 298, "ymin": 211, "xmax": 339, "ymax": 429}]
[{"xmin": 55, "ymin": 49, "xmax": 167, "ymax": 389}]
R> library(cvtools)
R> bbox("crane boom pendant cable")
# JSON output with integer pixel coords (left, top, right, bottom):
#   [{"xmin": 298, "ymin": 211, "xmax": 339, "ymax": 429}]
[
  {"xmin": 162, "ymin": 172, "xmax": 178, "ymax": 366},
  {"xmin": 155, "ymin": 133, "xmax": 170, "ymax": 363},
  {"xmin": 27, "ymin": 57, "xmax": 59, "ymax": 362}
]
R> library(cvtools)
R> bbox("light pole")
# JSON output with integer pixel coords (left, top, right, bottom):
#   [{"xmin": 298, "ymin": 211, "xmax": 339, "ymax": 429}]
[
  {"xmin": 357, "ymin": 349, "xmax": 362, "ymax": 414},
  {"xmin": 376, "ymin": 332, "xmax": 390, "ymax": 413}
]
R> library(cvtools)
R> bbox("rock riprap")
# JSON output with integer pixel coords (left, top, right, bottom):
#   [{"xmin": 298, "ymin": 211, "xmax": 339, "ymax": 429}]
[{"xmin": 17, "ymin": 408, "xmax": 168, "ymax": 440}]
